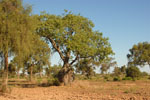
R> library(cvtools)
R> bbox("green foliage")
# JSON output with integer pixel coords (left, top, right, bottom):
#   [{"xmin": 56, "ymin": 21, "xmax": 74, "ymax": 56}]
[
  {"xmin": 120, "ymin": 65, "xmax": 126, "ymax": 74},
  {"xmin": 100, "ymin": 57, "xmax": 117, "ymax": 74},
  {"xmin": 36, "ymin": 11, "xmax": 114, "ymax": 84},
  {"xmin": 113, "ymin": 77, "xmax": 120, "ymax": 81},
  {"xmin": 75, "ymin": 58, "xmax": 95, "ymax": 79},
  {"xmin": 0, "ymin": 0, "xmax": 38, "ymax": 92},
  {"xmin": 45, "ymin": 64, "xmax": 62, "ymax": 77},
  {"xmin": 37, "ymin": 11, "xmax": 114, "ymax": 61},
  {"xmin": 8, "ymin": 63, "xmax": 16, "ymax": 76},
  {"xmin": 47, "ymin": 77, "xmax": 60, "ymax": 86},
  {"xmin": 20, "ymin": 34, "xmax": 51, "ymax": 80},
  {"xmin": 0, "ymin": 0, "xmax": 36, "ymax": 56},
  {"xmin": 126, "ymin": 66, "xmax": 141, "ymax": 79},
  {"xmin": 103, "ymin": 75, "xmax": 112, "ymax": 81},
  {"xmin": 141, "ymin": 72, "xmax": 149, "ymax": 77},
  {"xmin": 113, "ymin": 67, "xmax": 122, "ymax": 77},
  {"xmin": 122, "ymin": 77, "xmax": 133, "ymax": 80},
  {"xmin": 127, "ymin": 42, "xmax": 150, "ymax": 68}
]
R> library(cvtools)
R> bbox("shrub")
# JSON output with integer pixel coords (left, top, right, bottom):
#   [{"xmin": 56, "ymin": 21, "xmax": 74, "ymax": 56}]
[
  {"xmin": 141, "ymin": 72, "xmax": 149, "ymax": 77},
  {"xmin": 122, "ymin": 77, "xmax": 132, "ymax": 80},
  {"xmin": 103, "ymin": 76, "xmax": 110, "ymax": 81},
  {"xmin": 126, "ymin": 66, "xmax": 141, "ymax": 79},
  {"xmin": 113, "ymin": 77, "xmax": 120, "ymax": 81},
  {"xmin": 47, "ymin": 77, "xmax": 60, "ymax": 86}
]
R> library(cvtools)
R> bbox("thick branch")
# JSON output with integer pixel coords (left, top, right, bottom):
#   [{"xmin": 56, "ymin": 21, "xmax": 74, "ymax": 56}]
[
  {"xmin": 47, "ymin": 36, "xmax": 65, "ymax": 61},
  {"xmin": 80, "ymin": 56, "xmax": 93, "ymax": 59},
  {"xmin": 70, "ymin": 54, "xmax": 79, "ymax": 65}
]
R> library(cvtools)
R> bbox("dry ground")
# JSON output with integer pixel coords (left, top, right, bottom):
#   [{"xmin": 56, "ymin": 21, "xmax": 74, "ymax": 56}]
[{"xmin": 0, "ymin": 80, "xmax": 150, "ymax": 100}]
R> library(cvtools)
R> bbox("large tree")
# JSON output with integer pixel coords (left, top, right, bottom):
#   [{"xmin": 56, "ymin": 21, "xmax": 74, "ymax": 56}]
[
  {"xmin": 0, "ymin": 0, "xmax": 35, "ymax": 92},
  {"xmin": 36, "ymin": 11, "xmax": 114, "ymax": 85},
  {"xmin": 127, "ymin": 42, "xmax": 150, "ymax": 68}
]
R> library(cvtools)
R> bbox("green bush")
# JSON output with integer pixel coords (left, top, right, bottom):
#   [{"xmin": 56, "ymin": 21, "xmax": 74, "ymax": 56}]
[
  {"xmin": 126, "ymin": 66, "xmax": 141, "ymax": 79},
  {"xmin": 141, "ymin": 72, "xmax": 149, "ymax": 77},
  {"xmin": 122, "ymin": 77, "xmax": 132, "ymax": 80},
  {"xmin": 103, "ymin": 76, "xmax": 110, "ymax": 81},
  {"xmin": 113, "ymin": 77, "xmax": 120, "ymax": 81},
  {"xmin": 47, "ymin": 78, "xmax": 60, "ymax": 86}
]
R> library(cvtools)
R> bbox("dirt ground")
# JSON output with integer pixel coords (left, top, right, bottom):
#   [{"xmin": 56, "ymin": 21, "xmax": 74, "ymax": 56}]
[{"xmin": 0, "ymin": 80, "xmax": 150, "ymax": 100}]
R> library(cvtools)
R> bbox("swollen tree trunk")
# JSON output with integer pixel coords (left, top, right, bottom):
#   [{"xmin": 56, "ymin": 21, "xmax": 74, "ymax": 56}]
[
  {"xmin": 58, "ymin": 63, "xmax": 74, "ymax": 85},
  {"xmin": 1, "ymin": 52, "xmax": 9, "ymax": 93}
]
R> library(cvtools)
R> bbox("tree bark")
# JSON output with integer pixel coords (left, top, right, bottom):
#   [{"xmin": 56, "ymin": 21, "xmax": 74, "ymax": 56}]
[
  {"xmin": 39, "ymin": 71, "xmax": 42, "ymax": 78},
  {"xmin": 1, "ymin": 52, "xmax": 9, "ymax": 93},
  {"xmin": 17, "ymin": 69, "xmax": 20, "ymax": 79},
  {"xmin": 29, "ymin": 65, "xmax": 33, "ymax": 82},
  {"xmin": 58, "ymin": 63, "xmax": 74, "ymax": 85}
]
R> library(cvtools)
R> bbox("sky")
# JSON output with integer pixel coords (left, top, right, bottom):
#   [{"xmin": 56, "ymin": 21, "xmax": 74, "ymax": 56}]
[{"xmin": 23, "ymin": 0, "xmax": 150, "ymax": 72}]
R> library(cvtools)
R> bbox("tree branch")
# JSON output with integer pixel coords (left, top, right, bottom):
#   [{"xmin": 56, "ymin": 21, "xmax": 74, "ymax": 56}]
[
  {"xmin": 47, "ymin": 36, "xmax": 65, "ymax": 61},
  {"xmin": 70, "ymin": 54, "xmax": 79, "ymax": 65}
]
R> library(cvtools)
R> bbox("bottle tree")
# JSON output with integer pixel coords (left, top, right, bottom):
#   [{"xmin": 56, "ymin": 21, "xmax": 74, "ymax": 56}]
[{"xmin": 36, "ymin": 11, "xmax": 114, "ymax": 85}]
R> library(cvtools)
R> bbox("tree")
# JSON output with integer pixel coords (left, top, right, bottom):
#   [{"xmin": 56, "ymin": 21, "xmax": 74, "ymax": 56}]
[
  {"xmin": 100, "ymin": 57, "xmax": 117, "ymax": 74},
  {"xmin": 120, "ymin": 65, "xmax": 126, "ymax": 74},
  {"xmin": 0, "ymin": 0, "xmax": 35, "ymax": 92},
  {"xmin": 126, "ymin": 66, "xmax": 141, "ymax": 79},
  {"xmin": 75, "ymin": 58, "xmax": 96, "ymax": 79},
  {"xmin": 45, "ymin": 64, "xmax": 61, "ymax": 77},
  {"xmin": 23, "ymin": 35, "xmax": 50, "ymax": 81},
  {"xmin": 36, "ymin": 11, "xmax": 114, "ymax": 85},
  {"xmin": 8, "ymin": 63, "xmax": 16, "ymax": 77},
  {"xmin": 127, "ymin": 42, "xmax": 150, "ymax": 68},
  {"xmin": 113, "ymin": 67, "xmax": 121, "ymax": 77}
]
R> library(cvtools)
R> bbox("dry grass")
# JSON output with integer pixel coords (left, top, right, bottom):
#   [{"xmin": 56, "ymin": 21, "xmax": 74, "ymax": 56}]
[{"xmin": 0, "ymin": 80, "xmax": 150, "ymax": 100}]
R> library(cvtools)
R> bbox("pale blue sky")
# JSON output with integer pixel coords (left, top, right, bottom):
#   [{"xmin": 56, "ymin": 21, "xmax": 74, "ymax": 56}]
[{"xmin": 24, "ymin": 0, "xmax": 150, "ymax": 72}]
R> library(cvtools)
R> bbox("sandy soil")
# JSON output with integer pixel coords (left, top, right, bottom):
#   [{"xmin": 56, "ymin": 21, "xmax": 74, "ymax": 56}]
[{"xmin": 0, "ymin": 80, "xmax": 150, "ymax": 100}]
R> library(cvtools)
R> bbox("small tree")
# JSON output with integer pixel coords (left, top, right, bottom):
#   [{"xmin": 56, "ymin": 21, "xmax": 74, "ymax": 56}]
[
  {"xmin": 75, "ymin": 58, "xmax": 96, "ymax": 79},
  {"xmin": 120, "ymin": 65, "xmax": 126, "ymax": 74},
  {"xmin": 127, "ymin": 42, "xmax": 150, "ymax": 69},
  {"xmin": 126, "ymin": 66, "xmax": 141, "ymax": 79},
  {"xmin": 100, "ymin": 57, "xmax": 117, "ymax": 74},
  {"xmin": 8, "ymin": 63, "xmax": 16, "ymax": 77},
  {"xmin": 23, "ymin": 35, "xmax": 50, "ymax": 82},
  {"xmin": 46, "ymin": 64, "xmax": 62, "ymax": 78},
  {"xmin": 113, "ymin": 67, "xmax": 122, "ymax": 77}
]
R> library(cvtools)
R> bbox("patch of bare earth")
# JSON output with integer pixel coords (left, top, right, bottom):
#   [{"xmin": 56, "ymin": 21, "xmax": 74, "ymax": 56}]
[{"xmin": 0, "ymin": 80, "xmax": 150, "ymax": 100}]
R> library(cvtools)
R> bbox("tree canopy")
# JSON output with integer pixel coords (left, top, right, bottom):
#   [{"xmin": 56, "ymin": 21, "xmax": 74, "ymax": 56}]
[
  {"xmin": 36, "ymin": 11, "xmax": 114, "ymax": 85},
  {"xmin": 0, "ymin": 0, "xmax": 39, "ymax": 92},
  {"xmin": 127, "ymin": 42, "xmax": 150, "ymax": 68}
]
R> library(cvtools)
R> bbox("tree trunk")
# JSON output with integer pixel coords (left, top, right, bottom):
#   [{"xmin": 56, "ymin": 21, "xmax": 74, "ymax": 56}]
[
  {"xmin": 39, "ymin": 71, "xmax": 42, "ymax": 78},
  {"xmin": 58, "ymin": 63, "xmax": 74, "ymax": 85},
  {"xmin": 1, "ymin": 52, "xmax": 9, "ymax": 93},
  {"xmin": 17, "ymin": 69, "xmax": 20, "ymax": 79},
  {"xmin": 22, "ymin": 68, "xmax": 25, "ymax": 78},
  {"xmin": 29, "ymin": 65, "xmax": 33, "ymax": 82}
]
